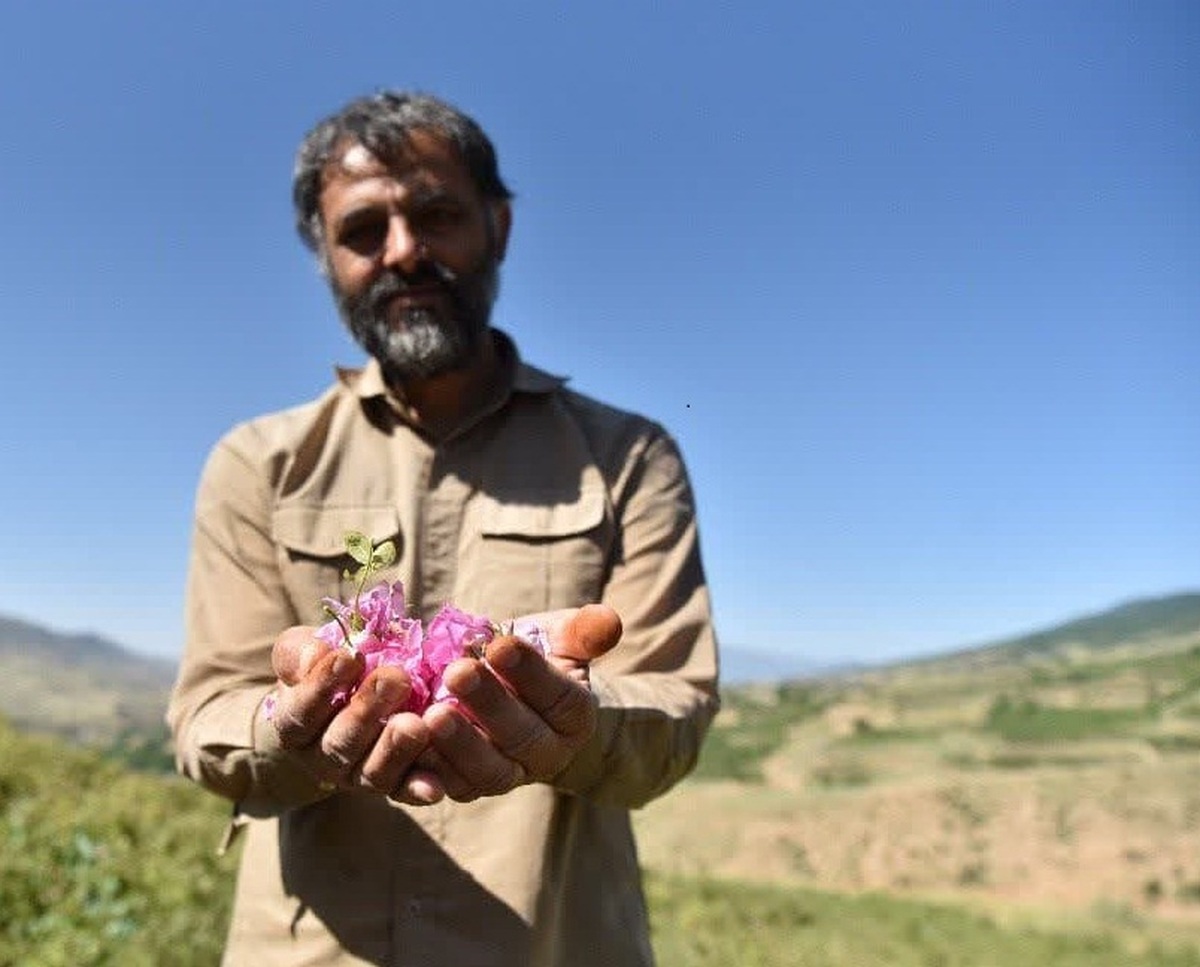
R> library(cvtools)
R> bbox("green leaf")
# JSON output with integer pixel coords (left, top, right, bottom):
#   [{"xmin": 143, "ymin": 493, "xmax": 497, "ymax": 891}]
[
  {"xmin": 344, "ymin": 531, "xmax": 373, "ymax": 566},
  {"xmin": 371, "ymin": 540, "xmax": 396, "ymax": 568}
]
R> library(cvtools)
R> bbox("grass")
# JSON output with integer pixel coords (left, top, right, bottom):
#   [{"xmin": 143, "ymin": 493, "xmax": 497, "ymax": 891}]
[
  {"xmin": 983, "ymin": 695, "xmax": 1152, "ymax": 742},
  {"xmin": 15, "ymin": 714, "xmax": 1200, "ymax": 966},
  {"xmin": 690, "ymin": 682, "xmax": 829, "ymax": 782},
  {"xmin": 10, "ymin": 619, "xmax": 1200, "ymax": 965},
  {"xmin": 646, "ymin": 873, "xmax": 1200, "ymax": 967},
  {"xmin": 0, "ymin": 721, "xmax": 237, "ymax": 967}
]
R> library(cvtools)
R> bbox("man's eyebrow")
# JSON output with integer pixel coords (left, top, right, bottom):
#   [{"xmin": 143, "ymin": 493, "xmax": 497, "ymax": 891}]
[
  {"xmin": 333, "ymin": 186, "xmax": 456, "ymax": 225},
  {"xmin": 332, "ymin": 204, "xmax": 387, "ymax": 231},
  {"xmin": 408, "ymin": 184, "xmax": 456, "ymax": 207}
]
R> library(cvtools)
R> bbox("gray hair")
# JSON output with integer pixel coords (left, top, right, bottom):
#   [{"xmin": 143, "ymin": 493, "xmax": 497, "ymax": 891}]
[{"xmin": 292, "ymin": 91, "xmax": 513, "ymax": 256}]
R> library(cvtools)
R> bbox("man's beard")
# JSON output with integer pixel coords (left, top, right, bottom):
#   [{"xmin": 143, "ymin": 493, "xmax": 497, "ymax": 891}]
[{"xmin": 334, "ymin": 257, "xmax": 499, "ymax": 383}]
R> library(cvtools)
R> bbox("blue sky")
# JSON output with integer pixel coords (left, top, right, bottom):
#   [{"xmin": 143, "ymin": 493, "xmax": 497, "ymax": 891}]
[{"xmin": 1, "ymin": 2, "xmax": 1196, "ymax": 665}]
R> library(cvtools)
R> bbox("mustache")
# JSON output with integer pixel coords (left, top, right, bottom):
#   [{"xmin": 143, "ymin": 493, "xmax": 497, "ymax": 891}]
[{"xmin": 367, "ymin": 261, "xmax": 460, "ymax": 310}]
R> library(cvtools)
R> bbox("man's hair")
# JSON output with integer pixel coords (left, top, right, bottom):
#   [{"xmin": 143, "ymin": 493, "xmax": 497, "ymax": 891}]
[{"xmin": 292, "ymin": 91, "xmax": 513, "ymax": 255}]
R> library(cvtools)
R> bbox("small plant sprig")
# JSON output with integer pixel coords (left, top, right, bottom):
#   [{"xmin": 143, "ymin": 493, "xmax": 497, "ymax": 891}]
[{"xmin": 324, "ymin": 530, "xmax": 396, "ymax": 650}]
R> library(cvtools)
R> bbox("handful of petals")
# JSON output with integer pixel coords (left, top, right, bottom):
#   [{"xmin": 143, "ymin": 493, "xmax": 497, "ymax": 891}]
[
  {"xmin": 263, "ymin": 531, "xmax": 548, "ymax": 721},
  {"xmin": 316, "ymin": 581, "xmax": 549, "ymax": 713}
]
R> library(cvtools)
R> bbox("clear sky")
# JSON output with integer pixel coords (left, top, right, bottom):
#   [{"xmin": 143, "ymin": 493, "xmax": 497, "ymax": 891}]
[{"xmin": 1, "ymin": 2, "xmax": 1196, "ymax": 665}]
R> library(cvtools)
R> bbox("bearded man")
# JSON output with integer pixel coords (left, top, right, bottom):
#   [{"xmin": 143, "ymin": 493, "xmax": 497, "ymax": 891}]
[{"xmin": 168, "ymin": 91, "xmax": 719, "ymax": 967}]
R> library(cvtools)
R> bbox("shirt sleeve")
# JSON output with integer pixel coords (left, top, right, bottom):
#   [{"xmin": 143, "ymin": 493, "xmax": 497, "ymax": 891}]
[
  {"xmin": 549, "ymin": 429, "xmax": 720, "ymax": 808},
  {"xmin": 166, "ymin": 428, "xmax": 333, "ymax": 818}
]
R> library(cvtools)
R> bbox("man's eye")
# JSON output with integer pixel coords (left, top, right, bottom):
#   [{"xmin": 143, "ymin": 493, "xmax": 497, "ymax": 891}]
[
  {"xmin": 419, "ymin": 206, "xmax": 461, "ymax": 232},
  {"xmin": 337, "ymin": 219, "xmax": 388, "ymax": 254}
]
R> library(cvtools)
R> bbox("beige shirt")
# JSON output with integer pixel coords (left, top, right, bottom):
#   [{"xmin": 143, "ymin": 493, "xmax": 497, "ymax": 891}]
[{"xmin": 167, "ymin": 332, "xmax": 719, "ymax": 967}]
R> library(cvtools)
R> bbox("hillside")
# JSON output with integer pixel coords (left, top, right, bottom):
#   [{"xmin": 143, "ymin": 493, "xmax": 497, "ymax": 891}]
[
  {"xmin": 634, "ymin": 589, "xmax": 1200, "ymax": 933},
  {"xmin": 6, "ymin": 592, "xmax": 1200, "ymax": 962},
  {"xmin": 0, "ymin": 615, "xmax": 175, "ymax": 750},
  {"xmin": 913, "ymin": 592, "xmax": 1200, "ymax": 671},
  {"xmin": 3, "ymin": 590, "xmax": 1199, "ymax": 750},
  {"xmin": 5, "ymin": 717, "xmax": 1200, "ymax": 966}
]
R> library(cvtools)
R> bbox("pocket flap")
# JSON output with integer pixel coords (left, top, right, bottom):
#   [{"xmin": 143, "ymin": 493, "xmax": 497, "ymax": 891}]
[
  {"xmin": 272, "ymin": 504, "xmax": 400, "ymax": 558},
  {"xmin": 479, "ymin": 485, "xmax": 605, "ymax": 539}
]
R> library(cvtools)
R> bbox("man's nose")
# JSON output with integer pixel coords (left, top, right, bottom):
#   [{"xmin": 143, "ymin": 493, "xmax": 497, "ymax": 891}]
[{"xmin": 381, "ymin": 216, "xmax": 423, "ymax": 272}]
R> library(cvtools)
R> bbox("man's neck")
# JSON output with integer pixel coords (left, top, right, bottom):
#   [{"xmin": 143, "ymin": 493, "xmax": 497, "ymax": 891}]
[{"xmin": 386, "ymin": 334, "xmax": 499, "ymax": 439}]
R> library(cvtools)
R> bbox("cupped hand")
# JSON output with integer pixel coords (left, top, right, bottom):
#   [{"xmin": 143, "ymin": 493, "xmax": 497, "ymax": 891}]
[
  {"xmin": 269, "ymin": 626, "xmax": 440, "ymax": 805},
  {"xmin": 417, "ymin": 604, "xmax": 622, "ymax": 802}
]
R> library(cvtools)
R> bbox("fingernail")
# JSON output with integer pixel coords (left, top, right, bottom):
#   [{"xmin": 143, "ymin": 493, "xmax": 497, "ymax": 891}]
[
  {"xmin": 332, "ymin": 652, "xmax": 358, "ymax": 680},
  {"xmin": 374, "ymin": 675, "xmax": 401, "ymax": 703},
  {"xmin": 407, "ymin": 776, "xmax": 443, "ymax": 804},
  {"xmin": 300, "ymin": 640, "xmax": 322, "ymax": 673},
  {"xmin": 491, "ymin": 644, "xmax": 522, "ymax": 671},
  {"xmin": 451, "ymin": 663, "xmax": 481, "ymax": 695}
]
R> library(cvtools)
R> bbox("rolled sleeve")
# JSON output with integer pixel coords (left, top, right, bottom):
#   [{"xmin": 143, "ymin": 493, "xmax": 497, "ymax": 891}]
[
  {"xmin": 167, "ymin": 431, "xmax": 330, "ymax": 816},
  {"xmin": 551, "ymin": 430, "xmax": 719, "ymax": 807}
]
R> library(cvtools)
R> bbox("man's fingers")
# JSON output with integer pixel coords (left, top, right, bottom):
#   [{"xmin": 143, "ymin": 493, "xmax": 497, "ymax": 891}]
[
  {"xmin": 272, "ymin": 648, "xmax": 363, "ymax": 749},
  {"xmin": 318, "ymin": 667, "xmax": 413, "ymax": 782},
  {"xmin": 484, "ymin": 639, "xmax": 598, "ymax": 742},
  {"xmin": 411, "ymin": 742, "xmax": 480, "ymax": 803},
  {"xmin": 272, "ymin": 625, "xmax": 333, "ymax": 684},
  {"xmin": 393, "ymin": 767, "xmax": 446, "ymax": 806},
  {"xmin": 425, "ymin": 704, "xmax": 527, "ymax": 801},
  {"xmin": 357, "ymin": 711, "xmax": 438, "ymax": 803},
  {"xmin": 522, "ymin": 604, "xmax": 622, "ymax": 664},
  {"xmin": 441, "ymin": 655, "xmax": 569, "ymax": 779}
]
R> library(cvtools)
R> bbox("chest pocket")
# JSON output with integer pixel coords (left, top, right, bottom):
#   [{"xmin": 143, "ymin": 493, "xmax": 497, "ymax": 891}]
[
  {"xmin": 466, "ymin": 485, "xmax": 609, "ymax": 619},
  {"xmin": 271, "ymin": 504, "xmax": 402, "ymax": 624}
]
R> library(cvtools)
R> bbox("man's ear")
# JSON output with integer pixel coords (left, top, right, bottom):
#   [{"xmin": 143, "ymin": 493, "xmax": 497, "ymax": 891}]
[{"xmin": 489, "ymin": 200, "xmax": 512, "ymax": 263}]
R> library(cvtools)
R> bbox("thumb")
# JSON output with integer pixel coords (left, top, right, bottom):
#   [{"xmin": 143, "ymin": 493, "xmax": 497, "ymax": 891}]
[
  {"xmin": 272, "ymin": 625, "xmax": 332, "ymax": 685},
  {"xmin": 546, "ymin": 604, "xmax": 623, "ymax": 664}
]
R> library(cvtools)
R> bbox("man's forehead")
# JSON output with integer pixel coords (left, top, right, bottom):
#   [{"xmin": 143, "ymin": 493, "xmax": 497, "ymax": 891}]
[{"xmin": 323, "ymin": 129, "xmax": 466, "ymax": 185}]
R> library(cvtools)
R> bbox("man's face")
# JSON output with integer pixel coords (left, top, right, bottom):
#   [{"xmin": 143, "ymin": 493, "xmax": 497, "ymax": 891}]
[{"xmin": 318, "ymin": 130, "xmax": 510, "ymax": 382}]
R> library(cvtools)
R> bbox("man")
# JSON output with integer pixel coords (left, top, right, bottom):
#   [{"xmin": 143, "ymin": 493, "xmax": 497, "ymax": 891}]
[{"xmin": 168, "ymin": 91, "xmax": 719, "ymax": 967}]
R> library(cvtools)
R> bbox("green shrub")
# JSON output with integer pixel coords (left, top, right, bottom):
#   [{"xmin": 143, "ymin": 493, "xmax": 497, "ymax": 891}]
[
  {"xmin": 0, "ymin": 720, "xmax": 237, "ymax": 966},
  {"xmin": 984, "ymin": 695, "xmax": 1149, "ymax": 742}
]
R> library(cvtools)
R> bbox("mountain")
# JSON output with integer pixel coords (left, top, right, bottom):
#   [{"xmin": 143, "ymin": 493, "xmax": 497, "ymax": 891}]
[
  {"xmin": 719, "ymin": 645, "xmax": 835, "ymax": 685},
  {"xmin": 725, "ymin": 593, "xmax": 1200, "ymax": 685},
  {"xmin": 915, "ymin": 591, "xmax": 1200, "ymax": 672},
  {"xmin": 0, "ymin": 614, "xmax": 176, "ymax": 748}
]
